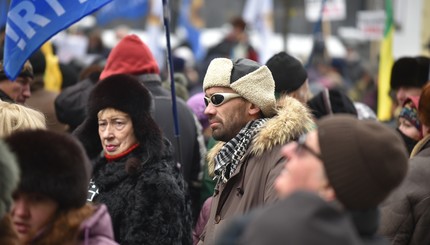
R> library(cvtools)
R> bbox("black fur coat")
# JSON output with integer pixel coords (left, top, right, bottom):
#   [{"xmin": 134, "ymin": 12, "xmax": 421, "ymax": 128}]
[{"xmin": 90, "ymin": 139, "xmax": 192, "ymax": 245}]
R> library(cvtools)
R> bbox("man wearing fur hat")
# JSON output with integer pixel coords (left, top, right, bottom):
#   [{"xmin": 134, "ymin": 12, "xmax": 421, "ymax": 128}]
[
  {"xmin": 0, "ymin": 59, "xmax": 34, "ymax": 104},
  {"xmin": 197, "ymin": 58, "xmax": 314, "ymax": 244}
]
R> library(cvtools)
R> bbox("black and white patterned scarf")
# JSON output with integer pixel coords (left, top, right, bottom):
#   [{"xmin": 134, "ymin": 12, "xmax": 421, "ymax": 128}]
[{"xmin": 214, "ymin": 118, "xmax": 267, "ymax": 183}]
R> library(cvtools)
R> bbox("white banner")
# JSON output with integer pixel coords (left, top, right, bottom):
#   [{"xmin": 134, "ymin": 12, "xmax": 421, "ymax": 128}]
[{"xmin": 305, "ymin": 0, "xmax": 346, "ymax": 22}]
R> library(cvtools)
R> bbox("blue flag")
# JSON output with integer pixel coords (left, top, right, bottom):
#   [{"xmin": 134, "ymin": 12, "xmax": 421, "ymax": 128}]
[
  {"xmin": 4, "ymin": 0, "xmax": 112, "ymax": 80},
  {"xmin": 96, "ymin": 0, "xmax": 148, "ymax": 26}
]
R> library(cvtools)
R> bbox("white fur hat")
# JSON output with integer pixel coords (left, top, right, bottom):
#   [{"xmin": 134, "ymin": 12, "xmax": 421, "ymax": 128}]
[{"xmin": 203, "ymin": 58, "xmax": 276, "ymax": 117}]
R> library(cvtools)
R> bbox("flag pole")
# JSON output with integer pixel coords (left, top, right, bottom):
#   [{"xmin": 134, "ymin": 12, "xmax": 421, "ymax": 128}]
[{"xmin": 162, "ymin": 0, "xmax": 183, "ymax": 164}]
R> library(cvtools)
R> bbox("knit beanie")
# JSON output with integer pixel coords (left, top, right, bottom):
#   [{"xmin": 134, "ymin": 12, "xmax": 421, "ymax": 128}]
[
  {"xmin": 74, "ymin": 74, "xmax": 162, "ymax": 160},
  {"xmin": 5, "ymin": 130, "xmax": 91, "ymax": 210},
  {"xmin": 187, "ymin": 92, "xmax": 209, "ymax": 129},
  {"xmin": 100, "ymin": 34, "xmax": 160, "ymax": 80},
  {"xmin": 0, "ymin": 140, "xmax": 19, "ymax": 218},
  {"xmin": 391, "ymin": 56, "xmax": 430, "ymax": 90},
  {"xmin": 265, "ymin": 52, "xmax": 308, "ymax": 93},
  {"xmin": 203, "ymin": 58, "xmax": 276, "ymax": 117},
  {"xmin": 307, "ymin": 89, "xmax": 357, "ymax": 119},
  {"xmin": 316, "ymin": 114, "xmax": 408, "ymax": 209},
  {"xmin": 399, "ymin": 96, "xmax": 421, "ymax": 133},
  {"xmin": 0, "ymin": 60, "xmax": 33, "ymax": 81}
]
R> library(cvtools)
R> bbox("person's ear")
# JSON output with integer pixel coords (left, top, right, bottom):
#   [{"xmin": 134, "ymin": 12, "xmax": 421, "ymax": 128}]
[
  {"xmin": 319, "ymin": 184, "xmax": 336, "ymax": 202},
  {"xmin": 247, "ymin": 103, "xmax": 262, "ymax": 117}
]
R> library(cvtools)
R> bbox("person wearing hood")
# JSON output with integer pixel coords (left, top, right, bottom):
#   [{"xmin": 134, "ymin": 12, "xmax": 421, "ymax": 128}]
[
  {"xmin": 5, "ymin": 129, "xmax": 118, "ymax": 245},
  {"xmin": 74, "ymin": 74, "xmax": 192, "ymax": 245},
  {"xmin": 197, "ymin": 58, "xmax": 314, "ymax": 244}
]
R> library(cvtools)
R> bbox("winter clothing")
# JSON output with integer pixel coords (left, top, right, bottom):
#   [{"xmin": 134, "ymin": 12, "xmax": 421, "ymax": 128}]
[
  {"xmin": 307, "ymin": 88, "xmax": 358, "ymax": 119},
  {"xmin": 5, "ymin": 129, "xmax": 91, "ymax": 210},
  {"xmin": 0, "ymin": 140, "xmax": 19, "ymax": 219},
  {"xmin": 95, "ymin": 34, "xmax": 203, "ymax": 220},
  {"xmin": 4, "ymin": 129, "xmax": 117, "ymax": 245},
  {"xmin": 74, "ymin": 74, "xmax": 192, "ymax": 245},
  {"xmin": 379, "ymin": 135, "xmax": 430, "ymax": 245},
  {"xmin": 390, "ymin": 56, "xmax": 430, "ymax": 90},
  {"xmin": 216, "ymin": 191, "xmax": 362, "ymax": 245},
  {"xmin": 203, "ymin": 58, "xmax": 276, "ymax": 118},
  {"xmin": 198, "ymin": 96, "xmax": 314, "ymax": 244},
  {"xmin": 99, "ymin": 35, "xmax": 159, "ymax": 79},
  {"xmin": 26, "ymin": 204, "xmax": 118, "ymax": 245},
  {"xmin": 316, "ymin": 115, "xmax": 409, "ymax": 210},
  {"xmin": 187, "ymin": 92, "xmax": 209, "ymax": 130},
  {"xmin": 78, "ymin": 204, "xmax": 119, "ymax": 245},
  {"xmin": 74, "ymin": 74, "xmax": 162, "ymax": 160},
  {"xmin": 55, "ymin": 78, "xmax": 96, "ymax": 131},
  {"xmin": 265, "ymin": 51, "xmax": 308, "ymax": 94}
]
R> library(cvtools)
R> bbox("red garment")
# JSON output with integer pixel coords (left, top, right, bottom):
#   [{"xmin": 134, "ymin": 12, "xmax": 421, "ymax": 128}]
[{"xmin": 100, "ymin": 34, "xmax": 159, "ymax": 80}]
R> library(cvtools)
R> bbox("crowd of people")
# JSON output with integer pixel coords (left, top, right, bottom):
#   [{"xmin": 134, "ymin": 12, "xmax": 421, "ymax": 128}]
[{"xmin": 0, "ymin": 16, "xmax": 430, "ymax": 245}]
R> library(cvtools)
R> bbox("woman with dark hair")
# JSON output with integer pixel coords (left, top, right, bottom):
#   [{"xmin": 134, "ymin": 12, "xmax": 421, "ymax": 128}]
[{"xmin": 74, "ymin": 74, "xmax": 192, "ymax": 245}]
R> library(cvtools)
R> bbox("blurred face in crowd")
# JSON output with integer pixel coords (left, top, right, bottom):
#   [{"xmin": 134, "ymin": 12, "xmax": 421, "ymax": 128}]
[
  {"xmin": 204, "ymin": 87, "xmax": 260, "ymax": 142},
  {"xmin": 395, "ymin": 86, "xmax": 422, "ymax": 106},
  {"xmin": 275, "ymin": 131, "xmax": 335, "ymax": 201},
  {"xmin": 11, "ymin": 192, "xmax": 59, "ymax": 244},
  {"xmin": 0, "ymin": 77, "xmax": 32, "ymax": 104},
  {"xmin": 398, "ymin": 117, "xmax": 421, "ymax": 141},
  {"xmin": 98, "ymin": 108, "xmax": 138, "ymax": 156}
]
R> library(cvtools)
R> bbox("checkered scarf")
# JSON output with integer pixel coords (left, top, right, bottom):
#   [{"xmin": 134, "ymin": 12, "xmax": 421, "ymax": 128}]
[{"xmin": 214, "ymin": 118, "xmax": 267, "ymax": 183}]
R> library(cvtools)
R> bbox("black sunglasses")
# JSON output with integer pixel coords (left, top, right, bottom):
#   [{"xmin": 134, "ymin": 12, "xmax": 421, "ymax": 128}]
[
  {"xmin": 296, "ymin": 134, "xmax": 323, "ymax": 160},
  {"xmin": 204, "ymin": 93, "xmax": 241, "ymax": 107}
]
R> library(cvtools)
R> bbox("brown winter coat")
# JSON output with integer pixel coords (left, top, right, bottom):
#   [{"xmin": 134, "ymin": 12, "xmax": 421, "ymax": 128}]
[
  {"xmin": 379, "ymin": 135, "xmax": 430, "ymax": 245},
  {"xmin": 198, "ymin": 96, "xmax": 314, "ymax": 245}
]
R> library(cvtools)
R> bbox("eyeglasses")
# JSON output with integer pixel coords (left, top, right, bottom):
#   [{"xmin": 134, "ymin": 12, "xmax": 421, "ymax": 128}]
[
  {"xmin": 296, "ymin": 134, "xmax": 323, "ymax": 160},
  {"xmin": 204, "ymin": 93, "xmax": 242, "ymax": 107}
]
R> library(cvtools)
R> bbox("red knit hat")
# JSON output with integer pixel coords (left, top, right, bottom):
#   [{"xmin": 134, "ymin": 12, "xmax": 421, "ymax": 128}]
[{"xmin": 100, "ymin": 34, "xmax": 160, "ymax": 80}]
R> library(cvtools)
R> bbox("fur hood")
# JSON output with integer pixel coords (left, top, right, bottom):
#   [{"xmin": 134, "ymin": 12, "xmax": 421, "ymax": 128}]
[{"xmin": 207, "ymin": 96, "xmax": 314, "ymax": 175}]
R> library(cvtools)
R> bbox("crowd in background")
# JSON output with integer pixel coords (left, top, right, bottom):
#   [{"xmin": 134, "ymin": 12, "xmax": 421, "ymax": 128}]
[{"xmin": 0, "ymin": 16, "xmax": 429, "ymax": 245}]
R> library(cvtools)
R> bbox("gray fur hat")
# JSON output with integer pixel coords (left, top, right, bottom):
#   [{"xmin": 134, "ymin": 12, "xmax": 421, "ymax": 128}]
[
  {"xmin": 0, "ymin": 140, "xmax": 19, "ymax": 218},
  {"xmin": 203, "ymin": 58, "xmax": 276, "ymax": 117}
]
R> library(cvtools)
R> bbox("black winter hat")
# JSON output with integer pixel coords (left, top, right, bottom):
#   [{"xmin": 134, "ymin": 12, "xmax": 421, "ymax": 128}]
[
  {"xmin": 317, "ymin": 115, "xmax": 408, "ymax": 209},
  {"xmin": 390, "ymin": 56, "xmax": 430, "ymax": 90},
  {"xmin": 307, "ymin": 88, "xmax": 357, "ymax": 119},
  {"xmin": 74, "ymin": 74, "xmax": 162, "ymax": 159},
  {"xmin": 29, "ymin": 49, "xmax": 46, "ymax": 76},
  {"xmin": 265, "ymin": 52, "xmax": 308, "ymax": 93},
  {"xmin": 5, "ymin": 130, "xmax": 91, "ymax": 210}
]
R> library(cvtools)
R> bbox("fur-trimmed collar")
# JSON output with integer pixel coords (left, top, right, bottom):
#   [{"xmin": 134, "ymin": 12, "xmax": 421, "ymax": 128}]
[{"xmin": 207, "ymin": 96, "xmax": 314, "ymax": 175}]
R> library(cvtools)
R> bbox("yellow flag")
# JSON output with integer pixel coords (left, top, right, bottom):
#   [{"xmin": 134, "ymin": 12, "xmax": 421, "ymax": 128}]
[
  {"xmin": 40, "ymin": 42, "xmax": 63, "ymax": 92},
  {"xmin": 377, "ymin": 0, "xmax": 394, "ymax": 121}
]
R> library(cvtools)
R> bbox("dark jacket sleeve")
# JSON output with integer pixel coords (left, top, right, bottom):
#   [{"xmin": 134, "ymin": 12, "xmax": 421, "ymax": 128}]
[{"xmin": 55, "ymin": 78, "xmax": 95, "ymax": 129}]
